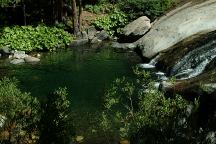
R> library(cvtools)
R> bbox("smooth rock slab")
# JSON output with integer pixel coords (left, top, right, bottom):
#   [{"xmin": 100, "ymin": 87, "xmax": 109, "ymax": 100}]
[
  {"xmin": 10, "ymin": 59, "xmax": 25, "ymax": 65},
  {"xmin": 24, "ymin": 56, "xmax": 40, "ymax": 63},
  {"xmin": 136, "ymin": 0, "xmax": 216, "ymax": 58}
]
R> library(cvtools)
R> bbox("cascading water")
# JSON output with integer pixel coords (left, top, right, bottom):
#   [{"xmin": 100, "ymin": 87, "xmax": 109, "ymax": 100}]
[
  {"xmin": 138, "ymin": 54, "xmax": 162, "ymax": 69},
  {"xmin": 171, "ymin": 39, "xmax": 216, "ymax": 79},
  {"xmin": 138, "ymin": 54, "xmax": 168, "ymax": 89}
]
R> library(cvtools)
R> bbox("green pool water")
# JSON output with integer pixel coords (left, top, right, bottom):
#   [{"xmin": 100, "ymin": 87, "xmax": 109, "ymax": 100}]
[
  {"xmin": 13, "ymin": 48, "xmax": 137, "ymax": 109},
  {"xmin": 0, "ymin": 44, "xmax": 140, "ymax": 142}
]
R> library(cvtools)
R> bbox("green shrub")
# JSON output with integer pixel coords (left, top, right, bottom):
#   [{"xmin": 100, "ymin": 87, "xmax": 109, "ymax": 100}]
[
  {"xmin": 93, "ymin": 9, "xmax": 128, "ymax": 36},
  {"xmin": 119, "ymin": 0, "xmax": 178, "ymax": 20},
  {"xmin": 0, "ymin": 77, "xmax": 41, "ymax": 143},
  {"xmin": 0, "ymin": 78, "xmax": 76, "ymax": 143},
  {"xmin": 40, "ymin": 87, "xmax": 75, "ymax": 144},
  {"xmin": 85, "ymin": 3, "xmax": 115, "ymax": 14},
  {"xmin": 101, "ymin": 68, "xmax": 199, "ymax": 143},
  {"xmin": 0, "ymin": 25, "xmax": 73, "ymax": 52},
  {"xmin": 0, "ymin": 0, "xmax": 20, "ymax": 7}
]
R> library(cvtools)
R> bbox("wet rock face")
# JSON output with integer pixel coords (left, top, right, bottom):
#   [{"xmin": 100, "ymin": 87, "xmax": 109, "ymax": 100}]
[
  {"xmin": 155, "ymin": 31, "xmax": 216, "ymax": 102},
  {"xmin": 136, "ymin": 0, "xmax": 216, "ymax": 58},
  {"xmin": 156, "ymin": 31, "xmax": 216, "ymax": 75},
  {"xmin": 170, "ymin": 39, "xmax": 216, "ymax": 79}
]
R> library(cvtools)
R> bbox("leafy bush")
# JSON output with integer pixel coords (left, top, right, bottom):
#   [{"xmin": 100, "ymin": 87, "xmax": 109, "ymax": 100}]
[
  {"xmin": 40, "ymin": 87, "xmax": 75, "ymax": 144},
  {"xmin": 0, "ymin": 25, "xmax": 73, "ymax": 52},
  {"xmin": 85, "ymin": 3, "xmax": 115, "ymax": 14},
  {"xmin": 0, "ymin": 77, "xmax": 41, "ymax": 143},
  {"xmin": 101, "ymin": 68, "xmax": 200, "ymax": 143},
  {"xmin": 0, "ymin": 0, "xmax": 20, "ymax": 7},
  {"xmin": 119, "ymin": 0, "xmax": 178, "ymax": 20},
  {"xmin": 93, "ymin": 9, "xmax": 128, "ymax": 36}
]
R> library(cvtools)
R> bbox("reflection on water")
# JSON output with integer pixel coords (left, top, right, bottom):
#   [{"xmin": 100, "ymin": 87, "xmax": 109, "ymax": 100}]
[
  {"xmin": 0, "ymin": 45, "xmax": 140, "ymax": 142},
  {"xmin": 4, "ymin": 48, "xmax": 136, "ymax": 111}
]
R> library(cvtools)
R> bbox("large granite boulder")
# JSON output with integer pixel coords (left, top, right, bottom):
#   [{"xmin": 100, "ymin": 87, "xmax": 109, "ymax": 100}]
[
  {"xmin": 119, "ymin": 16, "xmax": 151, "ymax": 43},
  {"xmin": 136, "ymin": 0, "xmax": 216, "ymax": 58}
]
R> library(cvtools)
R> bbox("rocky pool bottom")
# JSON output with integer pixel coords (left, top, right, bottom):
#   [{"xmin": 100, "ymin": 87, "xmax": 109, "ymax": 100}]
[{"xmin": 0, "ymin": 44, "xmax": 142, "ymax": 143}]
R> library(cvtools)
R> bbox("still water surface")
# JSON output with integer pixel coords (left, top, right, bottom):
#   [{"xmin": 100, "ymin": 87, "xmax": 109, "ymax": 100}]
[{"xmin": 0, "ymin": 45, "xmax": 140, "ymax": 142}]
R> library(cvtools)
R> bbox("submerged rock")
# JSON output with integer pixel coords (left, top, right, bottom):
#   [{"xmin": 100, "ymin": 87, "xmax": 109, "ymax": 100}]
[
  {"xmin": 10, "ymin": 59, "xmax": 25, "ymax": 65},
  {"xmin": 24, "ymin": 56, "xmax": 40, "ymax": 63},
  {"xmin": 111, "ymin": 42, "xmax": 136, "ymax": 50},
  {"xmin": 69, "ymin": 39, "xmax": 89, "ymax": 47}
]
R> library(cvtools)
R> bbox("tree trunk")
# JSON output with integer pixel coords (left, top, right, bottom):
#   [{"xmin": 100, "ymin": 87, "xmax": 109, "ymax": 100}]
[
  {"xmin": 78, "ymin": 0, "xmax": 82, "ymax": 31},
  {"xmin": 57, "ymin": 0, "xmax": 64, "ymax": 22},
  {"xmin": 22, "ymin": 0, "xmax": 26, "ymax": 25},
  {"xmin": 72, "ymin": 0, "xmax": 79, "ymax": 35}
]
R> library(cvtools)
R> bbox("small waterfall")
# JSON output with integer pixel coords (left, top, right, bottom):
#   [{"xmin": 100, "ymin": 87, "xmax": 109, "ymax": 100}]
[
  {"xmin": 149, "ymin": 54, "xmax": 161, "ymax": 65},
  {"xmin": 138, "ymin": 53, "xmax": 169, "ymax": 89},
  {"xmin": 171, "ymin": 40, "xmax": 216, "ymax": 79},
  {"xmin": 139, "ymin": 54, "xmax": 162, "ymax": 69}
]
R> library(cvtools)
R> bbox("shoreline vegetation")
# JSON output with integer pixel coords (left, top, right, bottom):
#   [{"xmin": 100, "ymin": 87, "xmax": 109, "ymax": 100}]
[{"xmin": 1, "ymin": 0, "xmax": 216, "ymax": 144}]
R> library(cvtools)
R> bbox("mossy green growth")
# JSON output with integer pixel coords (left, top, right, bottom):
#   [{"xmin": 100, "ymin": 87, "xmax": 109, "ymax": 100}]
[{"xmin": 0, "ymin": 25, "xmax": 73, "ymax": 52}]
